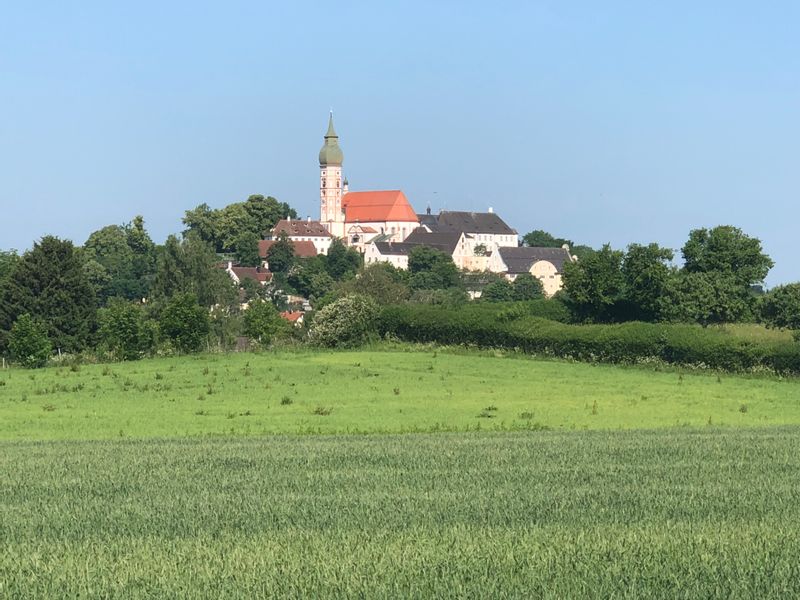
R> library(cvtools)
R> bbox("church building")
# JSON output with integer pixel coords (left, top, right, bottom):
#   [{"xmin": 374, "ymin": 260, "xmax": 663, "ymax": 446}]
[{"xmin": 318, "ymin": 113, "xmax": 419, "ymax": 248}]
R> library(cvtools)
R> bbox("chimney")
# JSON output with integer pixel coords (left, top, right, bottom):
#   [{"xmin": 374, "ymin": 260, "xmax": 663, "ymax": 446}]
[
  {"xmin": 307, "ymin": 215, "xmax": 311, "ymax": 222},
  {"xmin": 488, "ymin": 206, "xmax": 494, "ymax": 213}
]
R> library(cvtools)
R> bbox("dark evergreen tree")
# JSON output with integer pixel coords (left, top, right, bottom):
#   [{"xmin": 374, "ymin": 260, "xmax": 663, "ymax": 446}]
[{"xmin": 0, "ymin": 236, "xmax": 97, "ymax": 352}]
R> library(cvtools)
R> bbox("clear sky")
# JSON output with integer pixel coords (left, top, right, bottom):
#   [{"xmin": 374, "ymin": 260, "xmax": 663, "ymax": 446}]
[{"xmin": 1, "ymin": 1, "xmax": 798, "ymax": 284}]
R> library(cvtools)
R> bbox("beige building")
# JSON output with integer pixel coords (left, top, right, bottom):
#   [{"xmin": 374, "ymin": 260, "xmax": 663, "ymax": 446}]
[
  {"xmin": 267, "ymin": 218, "xmax": 333, "ymax": 255},
  {"xmin": 487, "ymin": 246, "xmax": 577, "ymax": 297}
]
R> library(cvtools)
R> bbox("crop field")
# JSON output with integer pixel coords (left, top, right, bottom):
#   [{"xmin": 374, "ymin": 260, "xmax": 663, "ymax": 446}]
[
  {"xmin": 1, "ymin": 347, "xmax": 800, "ymax": 440},
  {"xmin": 2, "ymin": 428, "xmax": 800, "ymax": 597},
  {"xmin": 2, "ymin": 348, "xmax": 799, "ymax": 597}
]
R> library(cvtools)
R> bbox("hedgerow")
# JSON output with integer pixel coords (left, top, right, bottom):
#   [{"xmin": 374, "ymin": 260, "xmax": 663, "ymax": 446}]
[{"xmin": 377, "ymin": 304, "xmax": 800, "ymax": 374}]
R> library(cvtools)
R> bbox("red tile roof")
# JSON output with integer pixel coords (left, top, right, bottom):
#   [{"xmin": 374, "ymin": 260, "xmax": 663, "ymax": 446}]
[
  {"xmin": 342, "ymin": 190, "xmax": 419, "ymax": 223},
  {"xmin": 258, "ymin": 240, "xmax": 318, "ymax": 259},
  {"xmin": 231, "ymin": 266, "xmax": 272, "ymax": 283},
  {"xmin": 272, "ymin": 219, "xmax": 332, "ymax": 237},
  {"xmin": 279, "ymin": 310, "xmax": 304, "ymax": 323}
]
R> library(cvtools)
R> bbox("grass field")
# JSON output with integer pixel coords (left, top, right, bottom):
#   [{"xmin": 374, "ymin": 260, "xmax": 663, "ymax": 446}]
[
  {"xmin": 3, "ymin": 428, "xmax": 800, "ymax": 597},
  {"xmin": 1, "ymin": 347, "xmax": 800, "ymax": 440},
  {"xmin": 3, "ymin": 348, "xmax": 799, "ymax": 597}
]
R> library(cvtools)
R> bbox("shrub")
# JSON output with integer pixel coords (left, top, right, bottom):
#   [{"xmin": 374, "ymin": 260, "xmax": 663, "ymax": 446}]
[
  {"xmin": 377, "ymin": 304, "xmax": 800, "ymax": 374},
  {"xmin": 98, "ymin": 299, "xmax": 155, "ymax": 360},
  {"xmin": 159, "ymin": 293, "xmax": 210, "ymax": 353},
  {"xmin": 243, "ymin": 300, "xmax": 290, "ymax": 346},
  {"xmin": 761, "ymin": 283, "xmax": 800, "ymax": 330},
  {"xmin": 309, "ymin": 295, "xmax": 379, "ymax": 348},
  {"xmin": 9, "ymin": 314, "xmax": 52, "ymax": 368}
]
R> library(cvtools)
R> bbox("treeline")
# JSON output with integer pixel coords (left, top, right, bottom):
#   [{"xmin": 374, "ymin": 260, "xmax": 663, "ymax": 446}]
[
  {"xmin": 558, "ymin": 226, "xmax": 800, "ymax": 330},
  {"xmin": 2, "ymin": 190, "xmax": 799, "ymax": 369}
]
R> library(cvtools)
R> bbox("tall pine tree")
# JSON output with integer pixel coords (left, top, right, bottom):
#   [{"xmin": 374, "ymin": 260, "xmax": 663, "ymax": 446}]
[{"xmin": 0, "ymin": 236, "xmax": 97, "ymax": 352}]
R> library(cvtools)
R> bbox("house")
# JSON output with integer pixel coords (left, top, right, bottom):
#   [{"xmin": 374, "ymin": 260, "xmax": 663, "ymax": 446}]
[
  {"xmin": 279, "ymin": 311, "xmax": 305, "ymax": 326},
  {"xmin": 487, "ymin": 246, "xmax": 577, "ymax": 297},
  {"xmin": 223, "ymin": 262, "xmax": 272, "ymax": 285},
  {"xmin": 258, "ymin": 239, "xmax": 318, "ymax": 270},
  {"xmin": 364, "ymin": 230, "xmax": 466, "ymax": 270},
  {"xmin": 268, "ymin": 218, "xmax": 332, "ymax": 255}
]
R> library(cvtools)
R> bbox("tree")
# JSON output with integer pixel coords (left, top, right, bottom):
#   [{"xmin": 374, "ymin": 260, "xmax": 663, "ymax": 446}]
[
  {"xmin": 337, "ymin": 262, "xmax": 410, "ymax": 305},
  {"xmin": 760, "ymin": 283, "xmax": 800, "ymax": 330},
  {"xmin": 8, "ymin": 314, "xmax": 52, "ymax": 368},
  {"xmin": 561, "ymin": 244, "xmax": 625, "ymax": 322},
  {"xmin": 408, "ymin": 246, "xmax": 461, "ymax": 290},
  {"xmin": 682, "ymin": 226, "xmax": 773, "ymax": 287},
  {"xmin": 182, "ymin": 203, "xmax": 220, "ymax": 248},
  {"xmin": 287, "ymin": 256, "xmax": 335, "ymax": 301},
  {"xmin": 83, "ymin": 216, "xmax": 156, "ymax": 303},
  {"xmin": 234, "ymin": 231, "xmax": 261, "ymax": 267},
  {"xmin": 512, "ymin": 274, "xmax": 545, "ymax": 300},
  {"xmin": 481, "ymin": 279, "xmax": 515, "ymax": 302},
  {"xmin": 242, "ymin": 195, "xmax": 297, "ymax": 235},
  {"xmin": 159, "ymin": 293, "xmax": 210, "ymax": 353},
  {"xmin": 97, "ymin": 299, "xmax": 155, "ymax": 360},
  {"xmin": 243, "ymin": 299, "xmax": 290, "ymax": 345},
  {"xmin": 325, "ymin": 238, "xmax": 362, "ymax": 280},
  {"xmin": 216, "ymin": 203, "xmax": 254, "ymax": 252},
  {"xmin": 621, "ymin": 243, "xmax": 674, "ymax": 321},
  {"xmin": 522, "ymin": 230, "xmax": 571, "ymax": 248},
  {"xmin": 659, "ymin": 271, "xmax": 753, "ymax": 326},
  {"xmin": 183, "ymin": 196, "xmax": 297, "ymax": 252},
  {"xmin": 266, "ymin": 233, "xmax": 296, "ymax": 274},
  {"xmin": 309, "ymin": 295, "xmax": 378, "ymax": 348},
  {"xmin": 151, "ymin": 234, "xmax": 237, "ymax": 309},
  {"xmin": 0, "ymin": 236, "xmax": 97, "ymax": 353},
  {"xmin": 0, "ymin": 250, "xmax": 20, "ymax": 286}
]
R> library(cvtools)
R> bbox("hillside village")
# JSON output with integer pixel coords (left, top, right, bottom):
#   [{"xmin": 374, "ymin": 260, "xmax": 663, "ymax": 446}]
[{"xmin": 223, "ymin": 114, "xmax": 576, "ymax": 303}]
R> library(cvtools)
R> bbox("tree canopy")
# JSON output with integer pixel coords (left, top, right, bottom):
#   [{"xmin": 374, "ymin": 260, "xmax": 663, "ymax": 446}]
[
  {"xmin": 0, "ymin": 236, "xmax": 97, "ymax": 352},
  {"xmin": 682, "ymin": 225, "xmax": 773, "ymax": 287},
  {"xmin": 182, "ymin": 195, "xmax": 297, "ymax": 252}
]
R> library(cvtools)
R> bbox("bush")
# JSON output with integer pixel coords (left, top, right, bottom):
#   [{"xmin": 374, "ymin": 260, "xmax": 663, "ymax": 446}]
[
  {"xmin": 159, "ymin": 293, "xmax": 210, "ymax": 353},
  {"xmin": 9, "ymin": 314, "xmax": 52, "ymax": 368},
  {"xmin": 377, "ymin": 304, "xmax": 800, "ymax": 374},
  {"xmin": 243, "ymin": 300, "xmax": 290, "ymax": 346},
  {"xmin": 761, "ymin": 283, "xmax": 800, "ymax": 330},
  {"xmin": 309, "ymin": 295, "xmax": 378, "ymax": 348},
  {"xmin": 98, "ymin": 299, "xmax": 155, "ymax": 360}
]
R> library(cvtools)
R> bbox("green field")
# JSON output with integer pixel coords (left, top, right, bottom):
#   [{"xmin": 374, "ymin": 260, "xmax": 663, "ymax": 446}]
[
  {"xmin": 2, "ymin": 348, "xmax": 800, "ymax": 597},
  {"xmin": 3, "ymin": 429, "xmax": 800, "ymax": 597},
  {"xmin": 1, "ymin": 347, "xmax": 800, "ymax": 440}
]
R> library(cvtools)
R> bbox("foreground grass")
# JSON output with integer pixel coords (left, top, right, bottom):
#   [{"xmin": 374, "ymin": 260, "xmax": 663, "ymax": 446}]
[
  {"xmin": 2, "ymin": 428, "xmax": 800, "ymax": 597},
  {"xmin": 1, "ymin": 347, "xmax": 800, "ymax": 440}
]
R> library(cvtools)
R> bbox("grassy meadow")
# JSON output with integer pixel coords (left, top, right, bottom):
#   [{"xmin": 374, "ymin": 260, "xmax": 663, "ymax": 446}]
[
  {"xmin": 1, "ymin": 347, "xmax": 800, "ymax": 440},
  {"xmin": 3, "ymin": 428, "xmax": 800, "ymax": 597},
  {"xmin": 3, "ymin": 347, "xmax": 800, "ymax": 597}
]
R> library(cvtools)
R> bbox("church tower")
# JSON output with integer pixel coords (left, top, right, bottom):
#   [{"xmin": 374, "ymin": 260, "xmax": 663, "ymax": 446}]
[{"xmin": 319, "ymin": 112, "xmax": 345, "ymax": 237}]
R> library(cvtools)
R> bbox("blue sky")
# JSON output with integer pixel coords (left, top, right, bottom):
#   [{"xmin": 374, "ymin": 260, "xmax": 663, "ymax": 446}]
[{"xmin": 1, "ymin": 1, "xmax": 798, "ymax": 284}]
